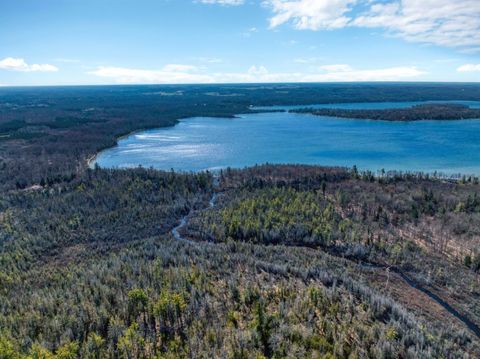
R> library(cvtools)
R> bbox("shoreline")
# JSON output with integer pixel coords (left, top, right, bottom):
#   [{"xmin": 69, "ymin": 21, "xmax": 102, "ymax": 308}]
[
  {"xmin": 85, "ymin": 113, "xmax": 253, "ymax": 169},
  {"xmin": 86, "ymin": 126, "xmax": 163, "ymax": 169},
  {"xmin": 88, "ymin": 105, "xmax": 480, "ymax": 179}
]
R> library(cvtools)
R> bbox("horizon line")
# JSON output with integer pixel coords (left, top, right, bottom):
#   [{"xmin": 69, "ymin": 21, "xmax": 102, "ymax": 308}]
[{"xmin": 2, "ymin": 81, "xmax": 480, "ymax": 89}]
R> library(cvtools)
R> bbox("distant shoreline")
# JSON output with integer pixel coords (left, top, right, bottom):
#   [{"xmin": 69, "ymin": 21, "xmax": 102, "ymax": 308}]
[{"xmin": 292, "ymin": 103, "xmax": 480, "ymax": 122}]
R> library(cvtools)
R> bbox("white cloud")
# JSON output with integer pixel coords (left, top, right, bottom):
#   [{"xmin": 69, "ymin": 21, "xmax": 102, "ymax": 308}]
[
  {"xmin": 197, "ymin": 0, "xmax": 244, "ymax": 5},
  {"xmin": 354, "ymin": 0, "xmax": 480, "ymax": 49},
  {"xmin": 88, "ymin": 64, "xmax": 213, "ymax": 84},
  {"xmin": 0, "ymin": 57, "xmax": 58, "ymax": 72},
  {"xmin": 217, "ymin": 64, "xmax": 424, "ymax": 82},
  {"xmin": 265, "ymin": 0, "xmax": 480, "ymax": 51},
  {"xmin": 88, "ymin": 63, "xmax": 425, "ymax": 84},
  {"xmin": 266, "ymin": 0, "xmax": 358, "ymax": 30},
  {"xmin": 215, "ymin": 65, "xmax": 303, "ymax": 82},
  {"xmin": 457, "ymin": 64, "xmax": 480, "ymax": 72},
  {"xmin": 309, "ymin": 64, "xmax": 425, "ymax": 81}
]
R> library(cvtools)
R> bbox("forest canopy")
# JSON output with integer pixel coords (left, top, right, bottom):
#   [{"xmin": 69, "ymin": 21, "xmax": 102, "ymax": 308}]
[
  {"xmin": 1, "ymin": 85, "xmax": 480, "ymax": 358},
  {"xmin": 292, "ymin": 103, "xmax": 480, "ymax": 121}
]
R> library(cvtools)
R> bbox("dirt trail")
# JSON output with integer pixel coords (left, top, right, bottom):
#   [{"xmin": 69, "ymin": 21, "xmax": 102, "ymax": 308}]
[{"xmin": 361, "ymin": 263, "xmax": 480, "ymax": 338}]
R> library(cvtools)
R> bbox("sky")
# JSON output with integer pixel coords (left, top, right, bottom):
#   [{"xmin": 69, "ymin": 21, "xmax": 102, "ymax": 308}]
[{"xmin": 1, "ymin": 0, "xmax": 480, "ymax": 86}]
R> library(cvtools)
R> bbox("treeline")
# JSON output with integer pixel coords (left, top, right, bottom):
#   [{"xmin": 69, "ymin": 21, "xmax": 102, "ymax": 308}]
[
  {"xmin": 293, "ymin": 103, "xmax": 480, "ymax": 121},
  {"xmin": 2, "ymin": 84, "xmax": 480, "ymax": 191}
]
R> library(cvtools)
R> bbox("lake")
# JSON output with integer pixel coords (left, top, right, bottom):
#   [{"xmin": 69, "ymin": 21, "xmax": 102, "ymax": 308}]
[{"xmin": 95, "ymin": 101, "xmax": 480, "ymax": 176}]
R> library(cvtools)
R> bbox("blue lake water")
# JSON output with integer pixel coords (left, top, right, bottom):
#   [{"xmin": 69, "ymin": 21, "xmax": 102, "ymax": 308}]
[{"xmin": 95, "ymin": 101, "xmax": 480, "ymax": 176}]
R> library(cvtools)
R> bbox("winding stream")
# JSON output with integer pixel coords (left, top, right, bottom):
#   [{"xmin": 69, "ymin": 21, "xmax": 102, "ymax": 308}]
[
  {"xmin": 172, "ymin": 175, "xmax": 220, "ymax": 242},
  {"xmin": 171, "ymin": 181, "xmax": 480, "ymax": 339}
]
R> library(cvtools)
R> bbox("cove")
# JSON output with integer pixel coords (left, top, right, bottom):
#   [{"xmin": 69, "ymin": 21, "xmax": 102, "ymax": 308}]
[{"xmin": 94, "ymin": 106, "xmax": 480, "ymax": 176}]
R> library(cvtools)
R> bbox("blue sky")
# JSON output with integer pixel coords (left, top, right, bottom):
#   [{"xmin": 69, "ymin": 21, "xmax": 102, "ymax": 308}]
[{"xmin": 1, "ymin": 0, "xmax": 480, "ymax": 86}]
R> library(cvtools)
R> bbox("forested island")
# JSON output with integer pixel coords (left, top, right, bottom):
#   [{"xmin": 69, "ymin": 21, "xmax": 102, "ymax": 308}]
[
  {"xmin": 1, "ymin": 84, "xmax": 480, "ymax": 358},
  {"xmin": 292, "ymin": 103, "xmax": 480, "ymax": 121}
]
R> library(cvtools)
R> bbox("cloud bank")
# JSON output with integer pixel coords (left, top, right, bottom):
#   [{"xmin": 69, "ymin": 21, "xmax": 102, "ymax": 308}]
[
  {"xmin": 89, "ymin": 63, "xmax": 425, "ymax": 84},
  {"xmin": 89, "ymin": 65, "xmax": 212, "ymax": 84},
  {"xmin": 457, "ymin": 64, "xmax": 480, "ymax": 72},
  {"xmin": 0, "ymin": 57, "xmax": 58, "ymax": 72}
]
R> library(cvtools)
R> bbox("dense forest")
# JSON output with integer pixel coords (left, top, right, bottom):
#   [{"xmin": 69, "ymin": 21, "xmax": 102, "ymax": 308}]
[
  {"xmin": 1, "ymin": 84, "xmax": 480, "ymax": 358},
  {"xmin": 293, "ymin": 103, "xmax": 480, "ymax": 121}
]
